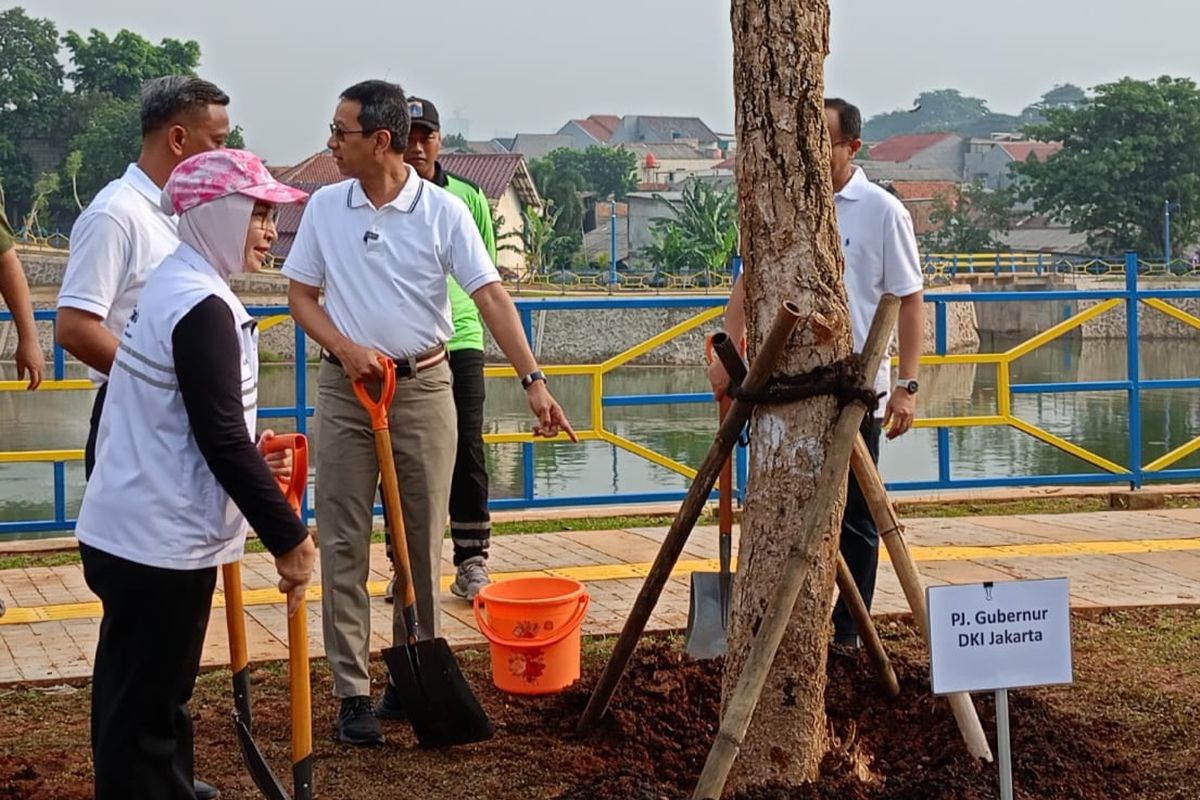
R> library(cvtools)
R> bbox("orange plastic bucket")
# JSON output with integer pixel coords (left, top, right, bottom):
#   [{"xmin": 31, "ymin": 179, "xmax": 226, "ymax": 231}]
[{"xmin": 473, "ymin": 576, "xmax": 590, "ymax": 695}]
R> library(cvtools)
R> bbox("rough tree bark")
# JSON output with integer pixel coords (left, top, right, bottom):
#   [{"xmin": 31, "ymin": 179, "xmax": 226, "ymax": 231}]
[{"xmin": 723, "ymin": 0, "xmax": 852, "ymax": 791}]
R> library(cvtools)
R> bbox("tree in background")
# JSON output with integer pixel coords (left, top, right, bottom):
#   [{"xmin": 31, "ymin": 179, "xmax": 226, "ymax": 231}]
[
  {"xmin": 63, "ymin": 29, "xmax": 201, "ymax": 98},
  {"xmin": 0, "ymin": 7, "xmax": 244, "ymax": 229},
  {"xmin": 0, "ymin": 7, "xmax": 66, "ymax": 218},
  {"xmin": 641, "ymin": 179, "xmax": 738, "ymax": 273},
  {"xmin": 1014, "ymin": 76, "xmax": 1200, "ymax": 256},
  {"xmin": 442, "ymin": 132, "xmax": 468, "ymax": 150},
  {"xmin": 528, "ymin": 145, "xmax": 638, "ymax": 264},
  {"xmin": 863, "ymin": 88, "xmax": 990, "ymax": 140},
  {"xmin": 922, "ymin": 181, "xmax": 1017, "ymax": 253}
]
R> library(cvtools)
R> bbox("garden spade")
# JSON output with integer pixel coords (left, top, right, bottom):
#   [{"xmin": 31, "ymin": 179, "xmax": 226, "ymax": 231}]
[
  {"xmin": 223, "ymin": 432, "xmax": 314, "ymax": 800},
  {"xmin": 354, "ymin": 358, "xmax": 494, "ymax": 749},
  {"xmin": 684, "ymin": 396, "xmax": 734, "ymax": 660},
  {"xmin": 685, "ymin": 336, "xmax": 741, "ymax": 659}
]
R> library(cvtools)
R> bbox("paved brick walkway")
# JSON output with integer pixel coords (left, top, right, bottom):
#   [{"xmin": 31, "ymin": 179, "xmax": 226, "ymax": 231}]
[{"xmin": 1, "ymin": 508, "xmax": 1198, "ymax": 684}]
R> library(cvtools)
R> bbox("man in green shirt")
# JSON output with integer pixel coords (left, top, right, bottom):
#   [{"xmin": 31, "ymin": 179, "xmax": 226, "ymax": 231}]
[
  {"xmin": 391, "ymin": 96, "xmax": 495, "ymax": 600},
  {"xmin": 0, "ymin": 207, "xmax": 44, "ymax": 390}
]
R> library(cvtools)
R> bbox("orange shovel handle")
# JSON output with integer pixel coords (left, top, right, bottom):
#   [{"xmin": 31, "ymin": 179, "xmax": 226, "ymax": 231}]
[
  {"xmin": 352, "ymin": 358, "xmax": 396, "ymax": 431},
  {"xmin": 261, "ymin": 433, "xmax": 309, "ymax": 514},
  {"xmin": 260, "ymin": 433, "xmax": 314, "ymax": 771}
]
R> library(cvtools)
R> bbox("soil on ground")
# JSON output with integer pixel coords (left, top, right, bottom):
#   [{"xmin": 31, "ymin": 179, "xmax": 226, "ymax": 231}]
[{"xmin": 1, "ymin": 607, "xmax": 1197, "ymax": 799}]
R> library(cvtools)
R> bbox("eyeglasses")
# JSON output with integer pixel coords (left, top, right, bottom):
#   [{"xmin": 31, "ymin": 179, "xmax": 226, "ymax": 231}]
[{"xmin": 328, "ymin": 123, "xmax": 385, "ymax": 142}]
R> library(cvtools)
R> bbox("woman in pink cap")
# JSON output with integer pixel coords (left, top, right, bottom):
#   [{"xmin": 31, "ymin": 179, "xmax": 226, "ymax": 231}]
[{"xmin": 75, "ymin": 149, "xmax": 315, "ymax": 800}]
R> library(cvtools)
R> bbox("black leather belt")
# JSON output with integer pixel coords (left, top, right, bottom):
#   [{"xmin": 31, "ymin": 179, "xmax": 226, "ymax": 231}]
[{"xmin": 322, "ymin": 343, "xmax": 447, "ymax": 377}]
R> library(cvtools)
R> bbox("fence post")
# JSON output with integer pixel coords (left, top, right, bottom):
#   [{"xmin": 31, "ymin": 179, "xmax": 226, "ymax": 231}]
[
  {"xmin": 935, "ymin": 300, "xmax": 951, "ymax": 485},
  {"xmin": 1125, "ymin": 251, "xmax": 1142, "ymax": 489},
  {"xmin": 521, "ymin": 306, "xmax": 537, "ymax": 503}
]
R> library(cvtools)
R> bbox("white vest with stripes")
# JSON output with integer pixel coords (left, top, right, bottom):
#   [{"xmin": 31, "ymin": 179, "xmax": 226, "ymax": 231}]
[{"xmin": 76, "ymin": 244, "xmax": 260, "ymax": 571}]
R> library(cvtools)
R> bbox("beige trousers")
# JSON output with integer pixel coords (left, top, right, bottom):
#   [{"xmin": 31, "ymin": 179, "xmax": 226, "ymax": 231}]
[{"xmin": 314, "ymin": 358, "xmax": 456, "ymax": 699}]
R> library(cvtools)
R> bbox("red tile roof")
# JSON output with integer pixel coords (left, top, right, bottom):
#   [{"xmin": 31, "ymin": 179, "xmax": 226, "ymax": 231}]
[
  {"xmin": 868, "ymin": 133, "xmax": 956, "ymax": 163},
  {"xmin": 269, "ymin": 152, "xmax": 540, "ymax": 258},
  {"xmin": 276, "ymin": 151, "xmax": 342, "ymax": 184},
  {"xmin": 440, "ymin": 153, "xmax": 537, "ymax": 203},
  {"xmin": 589, "ymin": 114, "xmax": 620, "ymax": 136},
  {"xmin": 574, "ymin": 118, "xmax": 614, "ymax": 143},
  {"xmin": 887, "ymin": 180, "xmax": 958, "ymax": 201},
  {"xmin": 714, "ymin": 156, "xmax": 736, "ymax": 171},
  {"xmin": 999, "ymin": 141, "xmax": 1062, "ymax": 163}
]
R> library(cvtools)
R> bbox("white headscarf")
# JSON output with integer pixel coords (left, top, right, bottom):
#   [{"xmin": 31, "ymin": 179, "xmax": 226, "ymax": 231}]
[{"xmin": 175, "ymin": 192, "xmax": 256, "ymax": 281}]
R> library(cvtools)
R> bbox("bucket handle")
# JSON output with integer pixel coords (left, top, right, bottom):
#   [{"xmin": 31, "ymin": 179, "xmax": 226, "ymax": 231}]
[{"xmin": 473, "ymin": 594, "xmax": 590, "ymax": 650}]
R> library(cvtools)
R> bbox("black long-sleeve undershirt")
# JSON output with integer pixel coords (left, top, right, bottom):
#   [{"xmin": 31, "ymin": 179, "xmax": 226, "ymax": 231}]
[{"xmin": 172, "ymin": 295, "xmax": 308, "ymax": 557}]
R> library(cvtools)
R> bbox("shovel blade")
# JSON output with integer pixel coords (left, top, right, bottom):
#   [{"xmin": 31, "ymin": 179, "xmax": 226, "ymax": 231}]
[
  {"xmin": 684, "ymin": 572, "xmax": 731, "ymax": 660},
  {"xmin": 233, "ymin": 713, "xmax": 292, "ymax": 800},
  {"xmin": 382, "ymin": 638, "xmax": 494, "ymax": 748}
]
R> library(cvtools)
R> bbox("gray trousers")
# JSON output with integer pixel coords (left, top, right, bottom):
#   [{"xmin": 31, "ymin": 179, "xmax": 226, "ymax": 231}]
[{"xmin": 314, "ymin": 358, "xmax": 456, "ymax": 699}]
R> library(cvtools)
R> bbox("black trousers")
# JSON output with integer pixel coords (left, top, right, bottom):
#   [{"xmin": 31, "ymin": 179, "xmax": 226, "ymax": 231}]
[
  {"xmin": 832, "ymin": 416, "xmax": 883, "ymax": 642},
  {"xmin": 382, "ymin": 348, "xmax": 491, "ymax": 567},
  {"xmin": 84, "ymin": 382, "xmax": 109, "ymax": 479},
  {"xmin": 81, "ymin": 543, "xmax": 217, "ymax": 800},
  {"xmin": 447, "ymin": 348, "xmax": 491, "ymax": 565}
]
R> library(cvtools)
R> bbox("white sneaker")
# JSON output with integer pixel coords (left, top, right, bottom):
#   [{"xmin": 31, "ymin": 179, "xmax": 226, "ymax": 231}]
[{"xmin": 450, "ymin": 556, "xmax": 490, "ymax": 600}]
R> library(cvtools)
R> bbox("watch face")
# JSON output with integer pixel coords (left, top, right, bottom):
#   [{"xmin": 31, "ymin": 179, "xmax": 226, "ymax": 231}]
[{"xmin": 907, "ymin": 380, "xmax": 919, "ymax": 393}]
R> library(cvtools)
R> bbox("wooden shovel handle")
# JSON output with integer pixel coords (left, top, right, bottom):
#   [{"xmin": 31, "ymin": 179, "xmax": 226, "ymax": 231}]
[
  {"xmin": 222, "ymin": 561, "xmax": 248, "ymax": 674},
  {"xmin": 376, "ymin": 428, "xmax": 419, "ymax": 618},
  {"xmin": 262, "ymin": 433, "xmax": 314, "ymax": 772}
]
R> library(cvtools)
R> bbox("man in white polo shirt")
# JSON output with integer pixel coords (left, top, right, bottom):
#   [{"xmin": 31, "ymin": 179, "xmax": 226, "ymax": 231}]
[
  {"xmin": 55, "ymin": 75, "xmax": 231, "ymax": 800},
  {"xmin": 283, "ymin": 79, "xmax": 576, "ymax": 746},
  {"xmin": 709, "ymin": 97, "xmax": 925, "ymax": 650},
  {"xmin": 57, "ymin": 76, "xmax": 232, "ymax": 483}
]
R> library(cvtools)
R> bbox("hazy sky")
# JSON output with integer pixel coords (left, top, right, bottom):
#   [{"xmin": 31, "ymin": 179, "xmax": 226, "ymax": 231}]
[{"xmin": 16, "ymin": 0, "xmax": 1200, "ymax": 166}]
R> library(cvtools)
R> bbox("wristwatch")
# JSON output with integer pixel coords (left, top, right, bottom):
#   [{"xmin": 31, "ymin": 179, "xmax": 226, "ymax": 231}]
[
  {"xmin": 521, "ymin": 369, "xmax": 547, "ymax": 390},
  {"xmin": 895, "ymin": 378, "xmax": 919, "ymax": 395}
]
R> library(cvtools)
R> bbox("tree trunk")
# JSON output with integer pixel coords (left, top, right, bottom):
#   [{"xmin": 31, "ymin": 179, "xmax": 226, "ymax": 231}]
[{"xmin": 723, "ymin": 0, "xmax": 851, "ymax": 791}]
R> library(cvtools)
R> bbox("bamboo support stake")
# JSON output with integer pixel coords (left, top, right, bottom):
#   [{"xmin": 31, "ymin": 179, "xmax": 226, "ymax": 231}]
[
  {"xmin": 692, "ymin": 295, "xmax": 901, "ymax": 800},
  {"xmin": 577, "ymin": 302, "xmax": 805, "ymax": 736},
  {"xmin": 834, "ymin": 554, "xmax": 899, "ymax": 697},
  {"xmin": 850, "ymin": 439, "xmax": 994, "ymax": 762}
]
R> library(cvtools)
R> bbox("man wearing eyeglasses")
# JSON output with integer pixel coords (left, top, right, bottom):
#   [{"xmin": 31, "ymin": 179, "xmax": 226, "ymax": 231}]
[
  {"xmin": 283, "ymin": 79, "xmax": 576, "ymax": 747},
  {"xmin": 708, "ymin": 97, "xmax": 925, "ymax": 651}
]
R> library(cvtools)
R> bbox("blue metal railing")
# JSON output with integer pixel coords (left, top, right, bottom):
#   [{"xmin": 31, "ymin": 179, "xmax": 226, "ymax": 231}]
[{"xmin": 3, "ymin": 253, "xmax": 1200, "ymax": 536}]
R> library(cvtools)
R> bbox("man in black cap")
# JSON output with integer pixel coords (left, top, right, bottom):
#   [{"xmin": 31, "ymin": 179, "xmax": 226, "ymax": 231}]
[{"xmin": 380, "ymin": 96, "xmax": 497, "ymax": 608}]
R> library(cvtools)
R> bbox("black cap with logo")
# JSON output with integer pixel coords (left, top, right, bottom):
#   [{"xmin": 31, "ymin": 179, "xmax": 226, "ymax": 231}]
[{"xmin": 406, "ymin": 97, "xmax": 440, "ymax": 132}]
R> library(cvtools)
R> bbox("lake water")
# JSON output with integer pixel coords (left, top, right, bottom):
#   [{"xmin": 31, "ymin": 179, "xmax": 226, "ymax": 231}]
[{"xmin": 2, "ymin": 334, "xmax": 1199, "ymax": 528}]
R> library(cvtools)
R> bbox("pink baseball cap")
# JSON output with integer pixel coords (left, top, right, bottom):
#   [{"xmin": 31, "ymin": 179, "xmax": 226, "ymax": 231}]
[{"xmin": 161, "ymin": 149, "xmax": 308, "ymax": 216}]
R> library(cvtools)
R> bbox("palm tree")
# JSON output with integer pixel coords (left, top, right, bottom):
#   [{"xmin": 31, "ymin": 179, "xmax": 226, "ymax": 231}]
[{"xmin": 644, "ymin": 180, "xmax": 738, "ymax": 273}]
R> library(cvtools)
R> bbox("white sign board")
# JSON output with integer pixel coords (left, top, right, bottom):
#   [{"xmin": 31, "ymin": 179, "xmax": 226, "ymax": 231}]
[{"xmin": 927, "ymin": 577, "xmax": 1073, "ymax": 695}]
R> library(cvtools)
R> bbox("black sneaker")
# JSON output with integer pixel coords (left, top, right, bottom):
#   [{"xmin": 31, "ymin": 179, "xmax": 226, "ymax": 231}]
[
  {"xmin": 335, "ymin": 696, "xmax": 385, "ymax": 746},
  {"xmin": 194, "ymin": 779, "xmax": 220, "ymax": 800},
  {"xmin": 375, "ymin": 682, "xmax": 407, "ymax": 721}
]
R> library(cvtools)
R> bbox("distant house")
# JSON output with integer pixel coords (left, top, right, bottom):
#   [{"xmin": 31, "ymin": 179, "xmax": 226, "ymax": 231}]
[
  {"xmin": 965, "ymin": 137, "xmax": 1063, "ymax": 191},
  {"xmin": 608, "ymin": 115, "xmax": 720, "ymax": 147},
  {"xmin": 557, "ymin": 114, "xmax": 621, "ymax": 149},
  {"xmin": 625, "ymin": 142, "xmax": 725, "ymax": 188},
  {"xmin": 507, "ymin": 133, "xmax": 577, "ymax": 160},
  {"xmin": 883, "ymin": 181, "xmax": 960, "ymax": 237},
  {"xmin": 272, "ymin": 151, "xmax": 542, "ymax": 277},
  {"xmin": 867, "ymin": 133, "xmax": 967, "ymax": 178}
]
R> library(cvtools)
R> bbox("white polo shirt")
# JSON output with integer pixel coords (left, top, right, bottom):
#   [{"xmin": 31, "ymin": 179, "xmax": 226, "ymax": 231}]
[
  {"xmin": 836, "ymin": 166, "xmax": 924, "ymax": 417},
  {"xmin": 57, "ymin": 163, "xmax": 180, "ymax": 384},
  {"xmin": 281, "ymin": 166, "xmax": 500, "ymax": 359}
]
